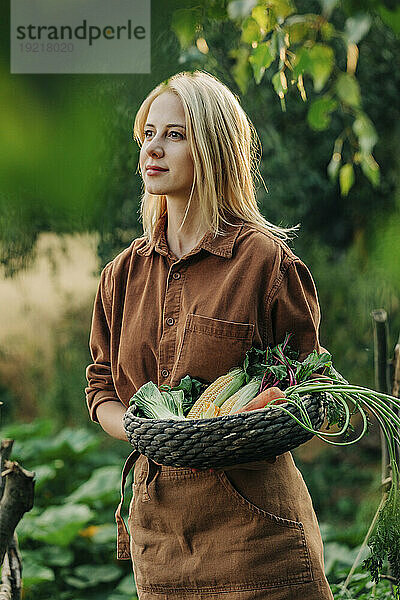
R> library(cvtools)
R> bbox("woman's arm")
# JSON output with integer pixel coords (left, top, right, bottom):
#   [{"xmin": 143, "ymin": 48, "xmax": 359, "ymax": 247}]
[
  {"xmin": 267, "ymin": 257, "xmax": 324, "ymax": 359},
  {"xmin": 96, "ymin": 401, "xmax": 129, "ymax": 442},
  {"xmin": 86, "ymin": 263, "xmax": 129, "ymax": 443}
]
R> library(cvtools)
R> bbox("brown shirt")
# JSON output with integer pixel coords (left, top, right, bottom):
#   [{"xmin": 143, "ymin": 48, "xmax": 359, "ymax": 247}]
[{"xmin": 85, "ymin": 214, "xmax": 322, "ymax": 423}]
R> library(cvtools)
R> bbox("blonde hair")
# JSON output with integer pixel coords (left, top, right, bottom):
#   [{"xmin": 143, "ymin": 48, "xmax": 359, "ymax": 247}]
[{"xmin": 133, "ymin": 70, "xmax": 298, "ymax": 241}]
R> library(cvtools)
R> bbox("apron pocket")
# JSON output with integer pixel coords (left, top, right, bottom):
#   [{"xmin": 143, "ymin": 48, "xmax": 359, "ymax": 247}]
[{"xmin": 217, "ymin": 470, "xmax": 305, "ymax": 528}]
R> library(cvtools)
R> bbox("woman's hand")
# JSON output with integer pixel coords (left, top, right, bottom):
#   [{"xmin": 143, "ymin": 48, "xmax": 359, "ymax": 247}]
[{"xmin": 232, "ymin": 386, "xmax": 286, "ymax": 414}]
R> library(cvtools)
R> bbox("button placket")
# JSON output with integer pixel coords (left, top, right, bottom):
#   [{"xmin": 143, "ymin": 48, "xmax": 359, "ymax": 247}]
[{"xmin": 158, "ymin": 264, "xmax": 184, "ymax": 385}]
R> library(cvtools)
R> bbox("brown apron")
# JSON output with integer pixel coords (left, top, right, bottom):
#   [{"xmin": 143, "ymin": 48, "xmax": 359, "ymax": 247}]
[{"xmin": 116, "ymin": 451, "xmax": 333, "ymax": 599}]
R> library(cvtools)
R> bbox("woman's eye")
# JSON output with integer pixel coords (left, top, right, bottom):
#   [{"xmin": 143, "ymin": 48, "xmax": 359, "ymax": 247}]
[
  {"xmin": 168, "ymin": 131, "xmax": 184, "ymax": 139},
  {"xmin": 144, "ymin": 130, "xmax": 154, "ymax": 139}
]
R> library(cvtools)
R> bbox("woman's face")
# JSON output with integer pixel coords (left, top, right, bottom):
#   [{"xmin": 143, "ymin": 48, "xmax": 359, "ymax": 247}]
[{"xmin": 139, "ymin": 92, "xmax": 194, "ymax": 203}]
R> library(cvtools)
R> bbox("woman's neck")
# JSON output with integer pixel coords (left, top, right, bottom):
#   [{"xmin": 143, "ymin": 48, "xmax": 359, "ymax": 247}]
[{"xmin": 165, "ymin": 200, "xmax": 208, "ymax": 260}]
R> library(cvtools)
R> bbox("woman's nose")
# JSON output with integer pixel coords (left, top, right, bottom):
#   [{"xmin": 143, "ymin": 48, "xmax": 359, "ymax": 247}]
[{"xmin": 145, "ymin": 138, "xmax": 164, "ymax": 158}]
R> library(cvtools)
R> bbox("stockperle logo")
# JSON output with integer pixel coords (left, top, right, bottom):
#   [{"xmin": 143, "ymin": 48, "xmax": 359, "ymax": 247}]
[{"xmin": 11, "ymin": 0, "xmax": 150, "ymax": 74}]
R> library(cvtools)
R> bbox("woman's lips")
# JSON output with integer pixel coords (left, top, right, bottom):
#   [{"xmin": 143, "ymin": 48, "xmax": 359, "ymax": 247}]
[{"xmin": 146, "ymin": 167, "xmax": 168, "ymax": 176}]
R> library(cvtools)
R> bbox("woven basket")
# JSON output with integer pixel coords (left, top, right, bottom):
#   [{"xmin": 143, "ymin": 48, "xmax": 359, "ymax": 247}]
[{"xmin": 123, "ymin": 393, "xmax": 326, "ymax": 469}]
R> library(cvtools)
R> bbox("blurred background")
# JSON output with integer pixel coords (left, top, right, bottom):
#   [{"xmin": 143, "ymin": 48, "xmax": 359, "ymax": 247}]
[{"xmin": 1, "ymin": 0, "xmax": 399, "ymax": 598}]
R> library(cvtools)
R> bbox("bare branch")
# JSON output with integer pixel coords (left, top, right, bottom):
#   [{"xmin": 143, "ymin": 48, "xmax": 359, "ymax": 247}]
[
  {"xmin": 0, "ymin": 460, "xmax": 35, "ymax": 565},
  {"xmin": 0, "ymin": 534, "xmax": 22, "ymax": 600}
]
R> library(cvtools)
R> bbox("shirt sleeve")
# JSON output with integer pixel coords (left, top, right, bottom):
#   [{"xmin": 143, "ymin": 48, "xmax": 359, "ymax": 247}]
[
  {"xmin": 85, "ymin": 262, "xmax": 122, "ymax": 423},
  {"xmin": 266, "ymin": 258, "xmax": 323, "ymax": 361}
]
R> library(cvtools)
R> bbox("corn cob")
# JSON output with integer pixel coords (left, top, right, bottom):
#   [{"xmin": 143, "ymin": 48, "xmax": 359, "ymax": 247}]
[
  {"xmin": 201, "ymin": 400, "xmax": 221, "ymax": 419},
  {"xmin": 186, "ymin": 367, "xmax": 245, "ymax": 419},
  {"xmin": 219, "ymin": 378, "xmax": 261, "ymax": 415}
]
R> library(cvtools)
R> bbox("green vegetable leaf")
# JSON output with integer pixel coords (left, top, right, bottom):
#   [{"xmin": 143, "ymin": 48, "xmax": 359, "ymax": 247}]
[
  {"xmin": 160, "ymin": 375, "xmax": 207, "ymax": 415},
  {"xmin": 266, "ymin": 364, "xmax": 288, "ymax": 380},
  {"xmin": 295, "ymin": 350, "xmax": 332, "ymax": 381},
  {"xmin": 307, "ymin": 97, "xmax": 338, "ymax": 131},
  {"xmin": 130, "ymin": 381, "xmax": 185, "ymax": 419},
  {"xmin": 243, "ymin": 346, "xmax": 268, "ymax": 380}
]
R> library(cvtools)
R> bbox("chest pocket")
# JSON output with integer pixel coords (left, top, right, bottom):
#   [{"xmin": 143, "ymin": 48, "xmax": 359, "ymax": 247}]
[{"xmin": 172, "ymin": 313, "xmax": 254, "ymax": 385}]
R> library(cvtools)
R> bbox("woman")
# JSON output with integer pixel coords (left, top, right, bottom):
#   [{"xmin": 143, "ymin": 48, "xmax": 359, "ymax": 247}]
[{"xmin": 85, "ymin": 70, "xmax": 334, "ymax": 599}]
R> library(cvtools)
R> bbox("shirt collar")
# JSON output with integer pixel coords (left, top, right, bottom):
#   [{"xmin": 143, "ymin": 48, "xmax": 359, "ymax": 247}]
[{"xmin": 137, "ymin": 213, "xmax": 243, "ymax": 259}]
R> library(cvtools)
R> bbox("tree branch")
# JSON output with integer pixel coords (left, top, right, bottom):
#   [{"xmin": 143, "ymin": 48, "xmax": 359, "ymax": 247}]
[
  {"xmin": 0, "ymin": 441, "xmax": 14, "ymax": 501},
  {"xmin": 0, "ymin": 459, "xmax": 35, "ymax": 565},
  {"xmin": 0, "ymin": 534, "xmax": 22, "ymax": 600}
]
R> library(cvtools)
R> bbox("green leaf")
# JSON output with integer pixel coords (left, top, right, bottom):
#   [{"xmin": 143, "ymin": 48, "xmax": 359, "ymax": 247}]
[
  {"xmin": 227, "ymin": 0, "xmax": 258, "ymax": 19},
  {"xmin": 230, "ymin": 47, "xmax": 252, "ymax": 94},
  {"xmin": 28, "ymin": 504, "xmax": 94, "ymax": 546},
  {"xmin": 360, "ymin": 153, "xmax": 380, "ymax": 187},
  {"xmin": 286, "ymin": 16, "xmax": 311, "ymax": 44},
  {"xmin": 92, "ymin": 523, "xmax": 116, "ymax": 544},
  {"xmin": 324, "ymin": 542, "xmax": 370, "ymax": 576},
  {"xmin": 252, "ymin": 5, "xmax": 275, "ymax": 33},
  {"xmin": 115, "ymin": 573, "xmax": 137, "ymax": 595},
  {"xmin": 171, "ymin": 8, "xmax": 201, "ymax": 49},
  {"xmin": 0, "ymin": 418, "xmax": 53, "ymax": 441},
  {"xmin": 9, "ymin": 427, "xmax": 99, "ymax": 467},
  {"xmin": 272, "ymin": 70, "xmax": 288, "ymax": 96},
  {"xmin": 344, "ymin": 13, "xmax": 372, "ymax": 44},
  {"xmin": 20, "ymin": 554, "xmax": 55, "ymax": 587},
  {"xmin": 353, "ymin": 114, "xmax": 378, "ymax": 154},
  {"xmin": 66, "ymin": 465, "xmax": 121, "ymax": 504},
  {"xmin": 307, "ymin": 97, "xmax": 338, "ymax": 131},
  {"xmin": 339, "ymin": 163, "xmax": 355, "ymax": 196},
  {"xmin": 292, "ymin": 47, "xmax": 312, "ymax": 80},
  {"xmin": 336, "ymin": 73, "xmax": 361, "ymax": 107},
  {"xmin": 241, "ymin": 16, "xmax": 262, "ymax": 44},
  {"xmin": 31, "ymin": 463, "xmax": 57, "ymax": 491},
  {"xmin": 65, "ymin": 564, "xmax": 122, "ymax": 589},
  {"xmin": 321, "ymin": 21, "xmax": 335, "ymax": 41},
  {"xmin": 23, "ymin": 546, "xmax": 74, "ymax": 568},
  {"xmin": 249, "ymin": 42, "xmax": 276, "ymax": 84},
  {"xmin": 307, "ymin": 44, "xmax": 334, "ymax": 92},
  {"xmin": 269, "ymin": 0, "xmax": 295, "ymax": 19}
]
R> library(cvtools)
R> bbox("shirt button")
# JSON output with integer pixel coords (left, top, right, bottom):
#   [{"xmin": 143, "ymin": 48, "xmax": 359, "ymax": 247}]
[
  {"xmin": 161, "ymin": 369, "xmax": 169, "ymax": 378},
  {"xmin": 172, "ymin": 272, "xmax": 181, "ymax": 280},
  {"xmin": 166, "ymin": 317, "xmax": 175, "ymax": 326}
]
